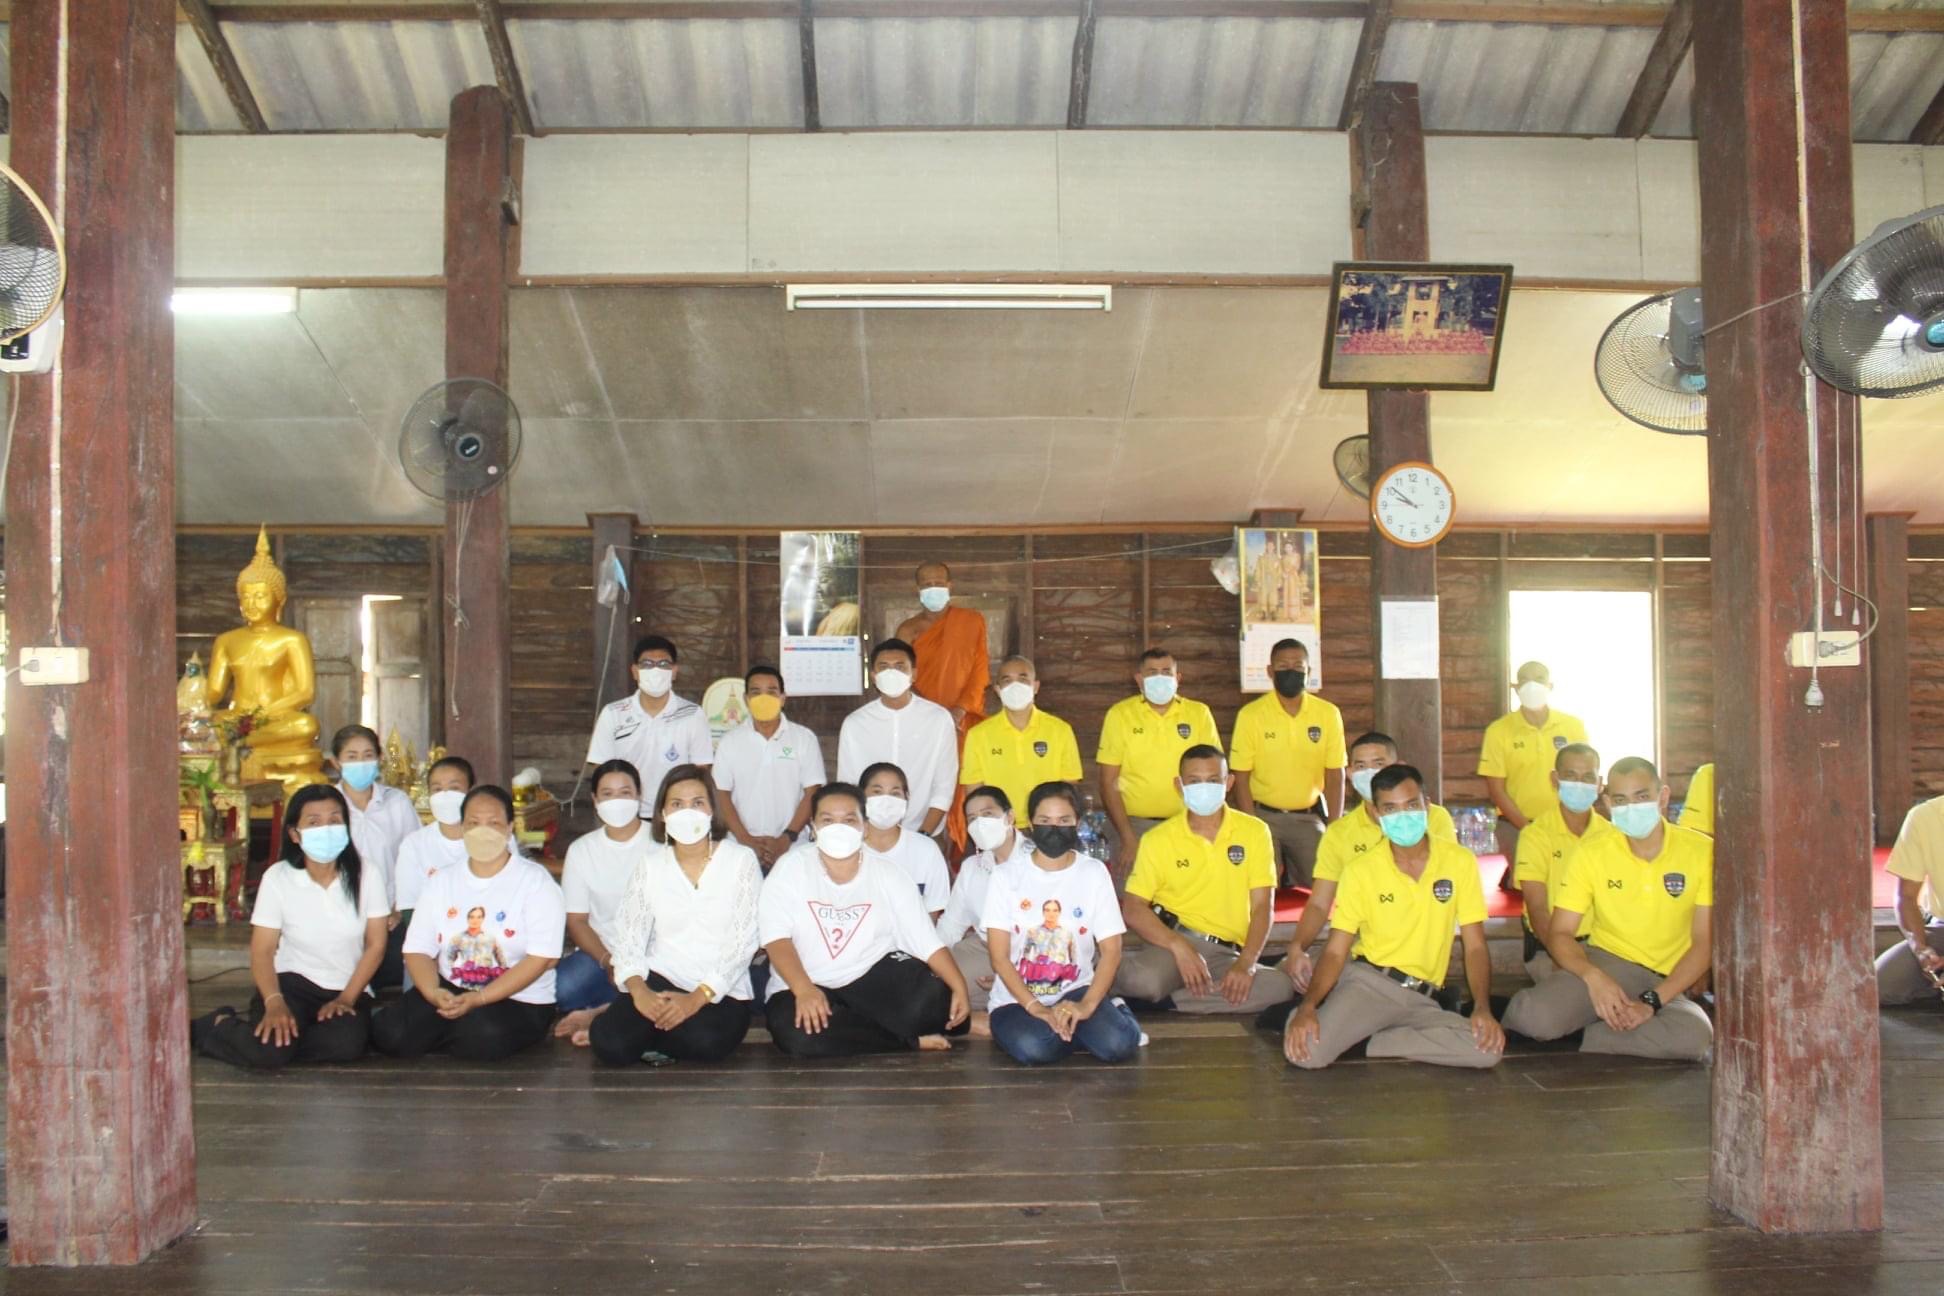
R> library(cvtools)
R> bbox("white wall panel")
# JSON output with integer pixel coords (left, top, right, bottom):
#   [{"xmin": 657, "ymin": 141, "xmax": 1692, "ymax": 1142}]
[
  {"xmin": 1427, "ymin": 136, "xmax": 1645, "ymax": 281},
  {"xmin": 520, "ymin": 136, "xmax": 750, "ymax": 277}
]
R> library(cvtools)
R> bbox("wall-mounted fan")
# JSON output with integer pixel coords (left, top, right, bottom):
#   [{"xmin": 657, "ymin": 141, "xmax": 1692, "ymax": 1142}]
[
  {"xmin": 398, "ymin": 378, "xmax": 523, "ymax": 501},
  {"xmin": 1802, "ymin": 205, "xmax": 1944, "ymax": 398},
  {"xmin": 0, "ymin": 161, "xmax": 66, "ymax": 345},
  {"xmin": 1594, "ymin": 288, "xmax": 1708, "ymax": 435},
  {"xmin": 1332, "ymin": 435, "xmax": 1371, "ymax": 499}
]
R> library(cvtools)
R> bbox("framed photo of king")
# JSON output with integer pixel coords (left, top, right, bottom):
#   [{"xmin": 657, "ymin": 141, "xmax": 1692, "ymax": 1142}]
[
  {"xmin": 1320, "ymin": 262, "xmax": 1513, "ymax": 391},
  {"xmin": 1237, "ymin": 527, "xmax": 1321, "ymax": 693}
]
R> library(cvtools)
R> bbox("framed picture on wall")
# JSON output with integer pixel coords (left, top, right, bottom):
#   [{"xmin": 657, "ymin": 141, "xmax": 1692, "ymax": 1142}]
[
  {"xmin": 1319, "ymin": 262, "xmax": 1513, "ymax": 391},
  {"xmin": 1237, "ymin": 527, "xmax": 1322, "ymax": 692},
  {"xmin": 779, "ymin": 531, "xmax": 864, "ymax": 696}
]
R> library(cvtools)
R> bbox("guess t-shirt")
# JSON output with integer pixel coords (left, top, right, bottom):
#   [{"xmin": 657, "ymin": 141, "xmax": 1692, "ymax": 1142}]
[
  {"xmin": 403, "ymin": 857, "xmax": 567, "ymax": 1005},
  {"xmin": 978, "ymin": 853, "xmax": 1126, "ymax": 1010},
  {"xmin": 758, "ymin": 843, "xmax": 944, "ymax": 998}
]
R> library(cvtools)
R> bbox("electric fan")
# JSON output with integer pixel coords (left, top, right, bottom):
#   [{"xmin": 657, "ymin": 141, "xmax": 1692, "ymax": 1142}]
[
  {"xmin": 397, "ymin": 378, "xmax": 523, "ymax": 501},
  {"xmin": 1594, "ymin": 288, "xmax": 1708, "ymax": 435},
  {"xmin": 1802, "ymin": 205, "xmax": 1944, "ymax": 398},
  {"xmin": 1332, "ymin": 435, "xmax": 1372, "ymax": 499},
  {"xmin": 0, "ymin": 161, "xmax": 65, "ymax": 344}
]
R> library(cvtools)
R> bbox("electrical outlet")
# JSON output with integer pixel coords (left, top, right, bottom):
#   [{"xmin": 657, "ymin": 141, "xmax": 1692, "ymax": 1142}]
[
  {"xmin": 19, "ymin": 647, "xmax": 89, "ymax": 686},
  {"xmin": 1787, "ymin": 631, "xmax": 1861, "ymax": 669}
]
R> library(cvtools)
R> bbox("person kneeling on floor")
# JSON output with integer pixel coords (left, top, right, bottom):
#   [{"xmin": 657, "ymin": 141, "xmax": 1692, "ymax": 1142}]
[
  {"xmin": 1502, "ymin": 757, "xmax": 1713, "ymax": 1062},
  {"xmin": 1284, "ymin": 763, "xmax": 1504, "ymax": 1069},
  {"xmin": 760, "ymin": 782, "xmax": 972, "ymax": 1056}
]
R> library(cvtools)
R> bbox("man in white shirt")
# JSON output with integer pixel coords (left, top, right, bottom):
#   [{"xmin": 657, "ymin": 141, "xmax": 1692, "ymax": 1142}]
[
  {"xmin": 715, "ymin": 664, "xmax": 826, "ymax": 871},
  {"xmin": 584, "ymin": 635, "xmax": 715, "ymax": 808},
  {"xmin": 837, "ymin": 638, "xmax": 958, "ymax": 838}
]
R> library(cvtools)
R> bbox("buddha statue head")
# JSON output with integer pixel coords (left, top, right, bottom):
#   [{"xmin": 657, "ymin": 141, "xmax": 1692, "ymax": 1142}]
[{"xmin": 237, "ymin": 527, "xmax": 288, "ymax": 628}]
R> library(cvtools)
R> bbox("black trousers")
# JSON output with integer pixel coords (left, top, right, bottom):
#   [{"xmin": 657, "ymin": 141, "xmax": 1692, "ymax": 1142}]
[
  {"xmin": 588, "ymin": 973, "xmax": 753, "ymax": 1065},
  {"xmin": 192, "ymin": 972, "xmax": 370, "ymax": 1070},
  {"xmin": 370, "ymin": 978, "xmax": 555, "ymax": 1062},
  {"xmin": 375, "ymin": 909, "xmax": 411, "ymax": 990},
  {"xmin": 765, "ymin": 952, "xmax": 952, "ymax": 1057}
]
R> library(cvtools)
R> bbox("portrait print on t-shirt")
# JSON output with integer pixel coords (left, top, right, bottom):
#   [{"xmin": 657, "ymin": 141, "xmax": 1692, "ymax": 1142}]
[
  {"xmin": 446, "ymin": 904, "xmax": 510, "ymax": 987},
  {"xmin": 811, "ymin": 900, "xmax": 872, "ymax": 960},
  {"xmin": 1017, "ymin": 898, "xmax": 1082, "ymax": 998}
]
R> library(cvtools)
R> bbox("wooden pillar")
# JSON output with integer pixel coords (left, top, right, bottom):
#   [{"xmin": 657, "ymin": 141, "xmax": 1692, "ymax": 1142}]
[
  {"xmin": 1693, "ymin": 0, "xmax": 1883, "ymax": 1233},
  {"xmin": 589, "ymin": 512, "xmax": 639, "ymax": 709},
  {"xmin": 3, "ymin": 0, "xmax": 196, "ymax": 1265},
  {"xmin": 1354, "ymin": 82, "xmax": 1442, "ymax": 798},
  {"xmin": 1867, "ymin": 514, "xmax": 1913, "ymax": 845},
  {"xmin": 442, "ymin": 86, "xmax": 517, "ymax": 784}
]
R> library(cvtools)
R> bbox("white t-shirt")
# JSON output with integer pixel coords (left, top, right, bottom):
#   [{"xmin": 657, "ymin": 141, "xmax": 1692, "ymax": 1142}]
[
  {"xmin": 561, "ymin": 824, "xmax": 651, "ymax": 957},
  {"xmin": 585, "ymin": 692, "xmax": 715, "ymax": 806},
  {"xmin": 712, "ymin": 718, "xmax": 827, "ymax": 840},
  {"xmin": 758, "ymin": 843, "xmax": 945, "ymax": 998},
  {"xmin": 338, "ymin": 782, "xmax": 422, "ymax": 910},
  {"xmin": 836, "ymin": 697, "xmax": 960, "ymax": 833},
  {"xmin": 936, "ymin": 833, "xmax": 1034, "ymax": 946},
  {"xmin": 868, "ymin": 828, "xmax": 952, "ymax": 914},
  {"xmin": 252, "ymin": 859, "xmax": 392, "ymax": 993},
  {"xmin": 610, "ymin": 838, "xmax": 764, "ymax": 1001},
  {"xmin": 978, "ymin": 853, "xmax": 1125, "ymax": 1011},
  {"xmin": 393, "ymin": 822, "xmax": 470, "ymax": 913},
  {"xmin": 403, "ymin": 857, "xmax": 567, "ymax": 1005}
]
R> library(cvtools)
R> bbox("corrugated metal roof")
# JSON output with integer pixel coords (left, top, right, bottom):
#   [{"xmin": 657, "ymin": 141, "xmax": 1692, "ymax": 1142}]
[
  {"xmin": 508, "ymin": 18, "xmax": 803, "ymax": 128},
  {"xmin": 223, "ymin": 20, "xmax": 497, "ymax": 132},
  {"xmin": 178, "ymin": 23, "xmax": 246, "ymax": 132},
  {"xmin": 814, "ymin": 18, "xmax": 1076, "ymax": 127},
  {"xmin": 1088, "ymin": 17, "xmax": 1363, "ymax": 128},
  {"xmin": 1651, "ymin": 33, "xmax": 1944, "ymax": 142},
  {"xmin": 1379, "ymin": 20, "xmax": 1656, "ymax": 135}
]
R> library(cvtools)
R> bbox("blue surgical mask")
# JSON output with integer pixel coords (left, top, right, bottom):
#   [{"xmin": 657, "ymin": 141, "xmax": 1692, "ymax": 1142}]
[
  {"xmin": 1350, "ymin": 768, "xmax": 1377, "ymax": 802},
  {"xmin": 1611, "ymin": 801, "xmax": 1662, "ymax": 840},
  {"xmin": 1379, "ymin": 809, "xmax": 1429, "ymax": 848},
  {"xmin": 1142, "ymin": 674, "xmax": 1178, "ymax": 705},
  {"xmin": 339, "ymin": 760, "xmax": 380, "ymax": 792},
  {"xmin": 1557, "ymin": 780, "xmax": 1600, "ymax": 814},
  {"xmin": 918, "ymin": 586, "xmax": 950, "ymax": 613},
  {"xmin": 1181, "ymin": 782, "xmax": 1226, "ymax": 817},
  {"xmin": 299, "ymin": 823, "xmax": 351, "ymax": 864}
]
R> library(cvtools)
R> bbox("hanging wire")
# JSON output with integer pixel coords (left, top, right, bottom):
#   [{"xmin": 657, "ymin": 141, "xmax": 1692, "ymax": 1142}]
[{"xmin": 612, "ymin": 534, "xmax": 1234, "ymax": 572}]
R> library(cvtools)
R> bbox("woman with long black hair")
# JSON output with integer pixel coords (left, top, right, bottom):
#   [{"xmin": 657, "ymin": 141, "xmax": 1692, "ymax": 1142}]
[{"xmin": 191, "ymin": 784, "xmax": 390, "ymax": 1069}]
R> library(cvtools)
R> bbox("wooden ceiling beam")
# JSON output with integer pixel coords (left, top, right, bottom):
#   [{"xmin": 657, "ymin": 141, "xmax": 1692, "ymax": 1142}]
[
  {"xmin": 799, "ymin": 0, "xmax": 821, "ymax": 130},
  {"xmin": 1336, "ymin": 0, "xmax": 1392, "ymax": 131},
  {"xmin": 1066, "ymin": 0, "xmax": 1099, "ymax": 128},
  {"xmin": 1614, "ymin": 0, "xmax": 1691, "ymax": 138},
  {"xmin": 1911, "ymin": 77, "xmax": 1944, "ymax": 146},
  {"xmin": 181, "ymin": 0, "xmax": 270, "ymax": 133},
  {"xmin": 474, "ymin": 0, "xmax": 538, "ymax": 135}
]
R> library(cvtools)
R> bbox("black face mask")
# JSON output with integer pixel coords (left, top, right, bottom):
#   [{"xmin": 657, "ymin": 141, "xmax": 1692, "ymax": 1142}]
[
  {"xmin": 1029, "ymin": 825, "xmax": 1079, "ymax": 858},
  {"xmin": 1273, "ymin": 669, "xmax": 1307, "ymax": 699}
]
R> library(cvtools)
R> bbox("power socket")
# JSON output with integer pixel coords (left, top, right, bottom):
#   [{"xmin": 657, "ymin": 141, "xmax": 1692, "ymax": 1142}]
[
  {"xmin": 1787, "ymin": 631, "xmax": 1860, "ymax": 668},
  {"xmin": 19, "ymin": 647, "xmax": 90, "ymax": 685}
]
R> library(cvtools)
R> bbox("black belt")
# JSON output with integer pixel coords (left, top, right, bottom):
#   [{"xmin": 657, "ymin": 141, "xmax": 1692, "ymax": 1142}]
[
  {"xmin": 1355, "ymin": 958, "xmax": 1438, "ymax": 997},
  {"xmin": 1151, "ymin": 904, "xmax": 1244, "ymax": 954},
  {"xmin": 1257, "ymin": 805, "xmax": 1323, "ymax": 817}
]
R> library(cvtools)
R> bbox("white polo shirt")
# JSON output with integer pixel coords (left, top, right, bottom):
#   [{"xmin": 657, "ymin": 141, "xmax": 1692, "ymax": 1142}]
[
  {"xmin": 712, "ymin": 717, "xmax": 827, "ymax": 840},
  {"xmin": 585, "ymin": 692, "xmax": 715, "ymax": 805},
  {"xmin": 252, "ymin": 859, "xmax": 392, "ymax": 993},
  {"xmin": 393, "ymin": 822, "xmax": 470, "ymax": 913},
  {"xmin": 338, "ymin": 781, "xmax": 422, "ymax": 910},
  {"xmin": 936, "ymin": 832, "xmax": 1033, "ymax": 946},
  {"xmin": 836, "ymin": 696, "xmax": 959, "ymax": 833},
  {"xmin": 866, "ymin": 828, "xmax": 952, "ymax": 914}
]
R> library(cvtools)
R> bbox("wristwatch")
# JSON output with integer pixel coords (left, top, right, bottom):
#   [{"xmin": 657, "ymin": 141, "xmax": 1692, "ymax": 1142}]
[
  {"xmin": 1638, "ymin": 989, "xmax": 1662, "ymax": 1012},
  {"xmin": 695, "ymin": 983, "xmax": 717, "ymax": 1003}
]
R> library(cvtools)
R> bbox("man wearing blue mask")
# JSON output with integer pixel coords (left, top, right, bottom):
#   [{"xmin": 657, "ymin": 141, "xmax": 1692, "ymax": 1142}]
[
  {"xmin": 1502, "ymin": 757, "xmax": 1713, "ymax": 1061},
  {"xmin": 1478, "ymin": 661, "xmax": 1589, "ymax": 892},
  {"xmin": 1097, "ymin": 648, "xmax": 1222, "ymax": 883},
  {"xmin": 1283, "ymin": 763, "xmax": 1503, "ymax": 1069},
  {"xmin": 1512, "ymin": 743, "xmax": 1617, "ymax": 980},
  {"xmin": 1113, "ymin": 746, "xmax": 1284, "ymax": 1014}
]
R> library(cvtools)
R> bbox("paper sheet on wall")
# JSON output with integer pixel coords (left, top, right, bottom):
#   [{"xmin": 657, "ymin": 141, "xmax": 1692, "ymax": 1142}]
[{"xmin": 1379, "ymin": 598, "xmax": 1440, "ymax": 680}]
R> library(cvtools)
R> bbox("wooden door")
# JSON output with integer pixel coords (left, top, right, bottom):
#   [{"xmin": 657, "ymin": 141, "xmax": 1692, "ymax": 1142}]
[
  {"xmin": 370, "ymin": 597, "xmax": 431, "ymax": 757},
  {"xmin": 292, "ymin": 597, "xmax": 362, "ymax": 749}
]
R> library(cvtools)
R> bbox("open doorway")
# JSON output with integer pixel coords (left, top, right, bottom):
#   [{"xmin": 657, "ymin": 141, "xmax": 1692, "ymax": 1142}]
[
  {"xmin": 1506, "ymin": 589, "xmax": 1657, "ymax": 772},
  {"xmin": 289, "ymin": 593, "xmax": 431, "ymax": 759}
]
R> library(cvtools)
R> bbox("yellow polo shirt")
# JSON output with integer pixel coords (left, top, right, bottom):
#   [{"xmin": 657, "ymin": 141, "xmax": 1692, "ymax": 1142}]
[
  {"xmin": 1096, "ymin": 694, "xmax": 1223, "ymax": 820},
  {"xmin": 1314, "ymin": 801, "xmax": 1457, "ymax": 884},
  {"xmin": 1125, "ymin": 809, "xmax": 1275, "ymax": 946},
  {"xmin": 1887, "ymin": 795, "xmax": 1944, "ymax": 911},
  {"xmin": 1514, "ymin": 803, "xmax": 1620, "ymax": 936},
  {"xmin": 1477, "ymin": 708, "xmax": 1590, "ymax": 822},
  {"xmin": 1678, "ymin": 763, "xmax": 1715, "ymax": 836},
  {"xmin": 1228, "ymin": 691, "xmax": 1346, "ymax": 812},
  {"xmin": 960, "ymin": 706, "xmax": 1084, "ymax": 826},
  {"xmin": 1554, "ymin": 821, "xmax": 1712, "ymax": 976},
  {"xmin": 1330, "ymin": 837, "xmax": 1487, "ymax": 985}
]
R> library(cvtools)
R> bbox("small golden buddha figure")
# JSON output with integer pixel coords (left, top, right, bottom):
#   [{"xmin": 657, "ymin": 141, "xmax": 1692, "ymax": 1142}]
[{"xmin": 206, "ymin": 528, "xmax": 324, "ymax": 789}]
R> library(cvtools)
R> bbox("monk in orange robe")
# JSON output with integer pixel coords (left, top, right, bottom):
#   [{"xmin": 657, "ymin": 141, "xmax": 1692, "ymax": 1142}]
[{"xmin": 896, "ymin": 561, "xmax": 989, "ymax": 853}]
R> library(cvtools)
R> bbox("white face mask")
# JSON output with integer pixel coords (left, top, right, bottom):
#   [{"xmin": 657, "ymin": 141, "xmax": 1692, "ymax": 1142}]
[
  {"xmin": 875, "ymin": 667, "xmax": 913, "ymax": 699},
  {"xmin": 664, "ymin": 807, "xmax": 713, "ymax": 845},
  {"xmin": 429, "ymin": 789, "xmax": 467, "ymax": 826},
  {"xmin": 595, "ymin": 797, "xmax": 641, "ymax": 829},
  {"xmin": 997, "ymin": 681, "xmax": 1035, "ymax": 713},
  {"xmin": 638, "ymin": 666, "xmax": 674, "ymax": 698},
  {"xmin": 1517, "ymin": 681, "xmax": 1551, "ymax": 710},
  {"xmin": 967, "ymin": 815, "xmax": 1012, "ymax": 852},
  {"xmin": 816, "ymin": 823, "xmax": 864, "ymax": 859},
  {"xmin": 918, "ymin": 586, "xmax": 950, "ymax": 613},
  {"xmin": 865, "ymin": 795, "xmax": 908, "ymax": 829}
]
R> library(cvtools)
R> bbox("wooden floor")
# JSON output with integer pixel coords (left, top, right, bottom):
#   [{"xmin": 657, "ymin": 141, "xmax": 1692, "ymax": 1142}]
[{"xmin": 4, "ymin": 972, "xmax": 1942, "ymax": 1294}]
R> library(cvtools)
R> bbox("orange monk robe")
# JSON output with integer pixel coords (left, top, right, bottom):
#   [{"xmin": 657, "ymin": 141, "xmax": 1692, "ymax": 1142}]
[{"xmin": 911, "ymin": 605, "xmax": 989, "ymax": 852}]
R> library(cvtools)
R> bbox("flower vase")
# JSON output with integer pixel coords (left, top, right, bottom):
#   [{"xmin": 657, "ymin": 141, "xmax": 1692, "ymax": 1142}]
[{"xmin": 219, "ymin": 743, "xmax": 243, "ymax": 786}]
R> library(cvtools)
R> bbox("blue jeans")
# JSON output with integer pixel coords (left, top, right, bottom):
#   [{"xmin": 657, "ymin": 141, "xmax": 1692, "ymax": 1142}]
[
  {"xmin": 555, "ymin": 949, "xmax": 615, "ymax": 1014},
  {"xmin": 989, "ymin": 988, "xmax": 1142, "ymax": 1066}
]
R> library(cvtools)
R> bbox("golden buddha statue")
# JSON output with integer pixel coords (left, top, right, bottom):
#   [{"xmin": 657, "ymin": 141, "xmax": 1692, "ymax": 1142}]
[{"xmin": 205, "ymin": 528, "xmax": 325, "ymax": 790}]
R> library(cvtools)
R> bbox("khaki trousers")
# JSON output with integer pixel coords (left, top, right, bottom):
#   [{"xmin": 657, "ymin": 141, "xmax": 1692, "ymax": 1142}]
[
  {"xmin": 1502, "ymin": 945, "xmax": 1712, "ymax": 1061},
  {"xmin": 1113, "ymin": 931, "xmax": 1292, "ymax": 1015},
  {"xmin": 1258, "ymin": 808, "xmax": 1325, "ymax": 888},
  {"xmin": 951, "ymin": 935, "xmax": 995, "ymax": 1014},
  {"xmin": 1875, "ymin": 920, "xmax": 1944, "ymax": 1006},
  {"xmin": 1293, "ymin": 962, "xmax": 1501, "ymax": 1070}
]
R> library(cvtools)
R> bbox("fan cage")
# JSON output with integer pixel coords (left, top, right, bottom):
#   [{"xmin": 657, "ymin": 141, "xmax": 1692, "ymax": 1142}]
[
  {"xmin": 0, "ymin": 162, "xmax": 65, "ymax": 344},
  {"xmin": 1594, "ymin": 292, "xmax": 1709, "ymax": 436},
  {"xmin": 398, "ymin": 378, "xmax": 524, "ymax": 502},
  {"xmin": 1802, "ymin": 206, "xmax": 1944, "ymax": 399}
]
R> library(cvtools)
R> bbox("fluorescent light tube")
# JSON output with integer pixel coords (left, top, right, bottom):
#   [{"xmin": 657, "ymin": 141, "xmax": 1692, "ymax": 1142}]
[{"xmin": 786, "ymin": 284, "xmax": 1111, "ymax": 312}]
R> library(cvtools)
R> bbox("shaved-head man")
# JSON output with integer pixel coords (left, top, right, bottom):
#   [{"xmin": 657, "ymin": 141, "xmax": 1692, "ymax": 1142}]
[{"xmin": 959, "ymin": 655, "xmax": 1083, "ymax": 828}]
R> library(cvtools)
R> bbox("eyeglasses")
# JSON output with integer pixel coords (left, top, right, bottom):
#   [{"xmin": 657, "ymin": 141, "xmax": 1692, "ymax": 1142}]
[{"xmin": 636, "ymin": 659, "xmax": 675, "ymax": 669}]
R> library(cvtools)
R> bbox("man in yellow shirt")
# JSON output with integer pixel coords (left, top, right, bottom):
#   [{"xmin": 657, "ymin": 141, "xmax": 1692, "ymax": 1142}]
[
  {"xmin": 1677, "ymin": 762, "xmax": 1715, "ymax": 836},
  {"xmin": 1478, "ymin": 661, "xmax": 1589, "ymax": 887},
  {"xmin": 959, "ymin": 655, "xmax": 1083, "ymax": 827},
  {"xmin": 1281, "ymin": 732, "xmax": 1456, "ymax": 993},
  {"xmin": 1513, "ymin": 741, "xmax": 1618, "ymax": 980},
  {"xmin": 1097, "ymin": 647, "xmax": 1222, "ymax": 881},
  {"xmin": 1502, "ymin": 757, "xmax": 1713, "ymax": 1060},
  {"xmin": 1230, "ymin": 638, "xmax": 1345, "ymax": 888},
  {"xmin": 1877, "ymin": 793, "xmax": 1944, "ymax": 1005},
  {"xmin": 1115, "ymin": 746, "xmax": 1285, "ymax": 1014},
  {"xmin": 1283, "ymin": 763, "xmax": 1504, "ymax": 1070}
]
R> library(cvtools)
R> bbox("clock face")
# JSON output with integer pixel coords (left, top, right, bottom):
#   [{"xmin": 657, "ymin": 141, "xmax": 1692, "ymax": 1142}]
[{"xmin": 1371, "ymin": 462, "xmax": 1455, "ymax": 548}]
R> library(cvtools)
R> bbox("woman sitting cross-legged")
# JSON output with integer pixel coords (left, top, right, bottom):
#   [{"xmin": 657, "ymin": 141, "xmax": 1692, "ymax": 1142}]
[
  {"xmin": 588, "ymin": 764, "xmax": 762, "ymax": 1066},
  {"xmin": 935, "ymin": 783, "xmax": 1034, "ymax": 1035},
  {"xmin": 555, "ymin": 758, "xmax": 656, "ymax": 1045},
  {"xmin": 371, "ymin": 785, "xmax": 566, "ymax": 1062},
  {"xmin": 983, "ymin": 781, "xmax": 1142, "ymax": 1066},
  {"xmin": 859, "ymin": 761, "xmax": 952, "ymax": 922},
  {"xmin": 192, "ymin": 784, "xmax": 390, "ymax": 1069},
  {"xmin": 760, "ymin": 782, "xmax": 971, "ymax": 1056}
]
